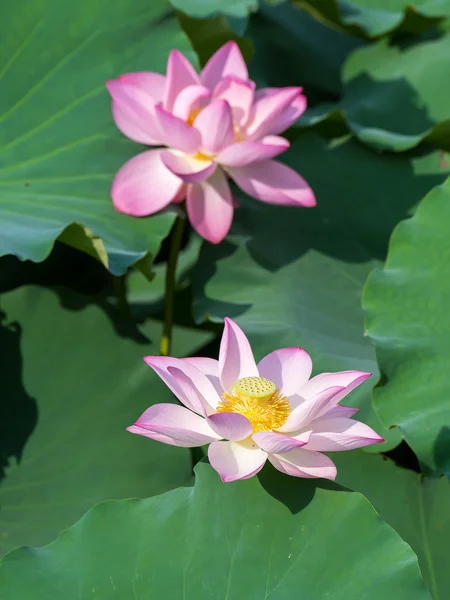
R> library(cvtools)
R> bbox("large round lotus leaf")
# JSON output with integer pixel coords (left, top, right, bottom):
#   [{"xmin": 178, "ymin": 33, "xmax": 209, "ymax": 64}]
[
  {"xmin": 0, "ymin": 462, "xmax": 430, "ymax": 600},
  {"xmin": 170, "ymin": 0, "xmax": 257, "ymax": 17},
  {"xmin": 341, "ymin": 37, "xmax": 450, "ymax": 151},
  {"xmin": 364, "ymin": 176, "xmax": 450, "ymax": 475},
  {"xmin": 193, "ymin": 133, "xmax": 450, "ymax": 450},
  {"xmin": 0, "ymin": 285, "xmax": 212, "ymax": 555},
  {"xmin": 300, "ymin": 0, "xmax": 450, "ymax": 37},
  {"xmin": 0, "ymin": 0, "xmax": 199, "ymax": 273},
  {"xmin": 334, "ymin": 450, "xmax": 450, "ymax": 600}
]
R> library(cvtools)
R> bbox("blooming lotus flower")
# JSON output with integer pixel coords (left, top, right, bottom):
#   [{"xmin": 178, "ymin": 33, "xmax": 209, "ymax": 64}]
[
  {"xmin": 128, "ymin": 318, "xmax": 383, "ymax": 482},
  {"xmin": 107, "ymin": 42, "xmax": 315, "ymax": 244}
]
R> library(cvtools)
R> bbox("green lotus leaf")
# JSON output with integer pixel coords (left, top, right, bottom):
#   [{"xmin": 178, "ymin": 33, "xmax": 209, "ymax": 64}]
[{"xmin": 0, "ymin": 462, "xmax": 430, "ymax": 600}]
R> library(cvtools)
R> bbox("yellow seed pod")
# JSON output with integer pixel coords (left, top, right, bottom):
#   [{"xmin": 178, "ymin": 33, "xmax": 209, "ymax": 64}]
[{"xmin": 233, "ymin": 376, "xmax": 277, "ymax": 399}]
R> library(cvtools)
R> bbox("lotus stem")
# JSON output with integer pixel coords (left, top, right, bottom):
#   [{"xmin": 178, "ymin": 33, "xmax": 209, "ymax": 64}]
[{"xmin": 160, "ymin": 215, "xmax": 185, "ymax": 356}]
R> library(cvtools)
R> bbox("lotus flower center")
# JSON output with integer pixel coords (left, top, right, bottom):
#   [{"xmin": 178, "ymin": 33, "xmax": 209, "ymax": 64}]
[
  {"xmin": 216, "ymin": 376, "xmax": 291, "ymax": 433},
  {"xmin": 187, "ymin": 105, "xmax": 244, "ymax": 142},
  {"xmin": 194, "ymin": 150, "xmax": 215, "ymax": 161}
]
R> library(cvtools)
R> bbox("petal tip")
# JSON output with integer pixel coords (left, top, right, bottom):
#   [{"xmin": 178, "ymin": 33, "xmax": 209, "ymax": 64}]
[
  {"xmin": 105, "ymin": 79, "xmax": 120, "ymax": 98},
  {"xmin": 126, "ymin": 424, "xmax": 141, "ymax": 434},
  {"xmin": 168, "ymin": 48, "xmax": 183, "ymax": 61},
  {"xmin": 291, "ymin": 346, "xmax": 309, "ymax": 355},
  {"xmin": 215, "ymin": 98, "xmax": 231, "ymax": 110},
  {"xmin": 222, "ymin": 73, "xmax": 255, "ymax": 89},
  {"xmin": 298, "ymin": 188, "xmax": 317, "ymax": 208},
  {"xmin": 207, "ymin": 231, "xmax": 227, "ymax": 244},
  {"xmin": 307, "ymin": 192, "xmax": 317, "ymax": 207},
  {"xmin": 220, "ymin": 40, "xmax": 241, "ymax": 57},
  {"xmin": 359, "ymin": 372, "xmax": 372, "ymax": 382},
  {"xmin": 282, "ymin": 86, "xmax": 304, "ymax": 102},
  {"xmin": 143, "ymin": 356, "xmax": 159, "ymax": 367}
]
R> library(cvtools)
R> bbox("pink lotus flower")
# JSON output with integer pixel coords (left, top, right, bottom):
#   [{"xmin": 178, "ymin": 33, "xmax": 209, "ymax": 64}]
[
  {"xmin": 128, "ymin": 318, "xmax": 383, "ymax": 482},
  {"xmin": 107, "ymin": 42, "xmax": 315, "ymax": 244}
]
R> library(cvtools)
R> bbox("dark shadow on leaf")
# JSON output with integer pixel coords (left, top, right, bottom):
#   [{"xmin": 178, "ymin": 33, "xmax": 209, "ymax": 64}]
[
  {"xmin": 247, "ymin": 2, "xmax": 364, "ymax": 99},
  {"xmin": 189, "ymin": 329, "xmax": 221, "ymax": 360},
  {"xmin": 196, "ymin": 134, "xmax": 449, "ymax": 292},
  {"xmin": 432, "ymin": 426, "xmax": 450, "ymax": 477},
  {"xmin": 0, "ymin": 309, "xmax": 38, "ymax": 482},
  {"xmin": 0, "ymin": 249, "xmax": 150, "ymax": 345},
  {"xmin": 0, "ymin": 244, "xmax": 108, "ymax": 296},
  {"xmin": 392, "ymin": 22, "xmax": 444, "ymax": 50},
  {"xmin": 383, "ymin": 440, "xmax": 420, "ymax": 473},
  {"xmin": 55, "ymin": 286, "xmax": 150, "ymax": 345},
  {"xmin": 258, "ymin": 460, "xmax": 348, "ymax": 515}
]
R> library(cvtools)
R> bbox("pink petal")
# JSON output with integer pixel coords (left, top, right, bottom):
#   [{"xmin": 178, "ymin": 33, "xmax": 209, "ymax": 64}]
[
  {"xmin": 116, "ymin": 72, "xmax": 166, "ymax": 102},
  {"xmin": 144, "ymin": 356, "xmax": 221, "ymax": 414},
  {"xmin": 106, "ymin": 75, "xmax": 164, "ymax": 145},
  {"xmin": 208, "ymin": 440, "xmax": 267, "ymax": 482},
  {"xmin": 167, "ymin": 366, "xmax": 214, "ymax": 417},
  {"xmin": 249, "ymin": 88, "xmax": 307, "ymax": 136},
  {"xmin": 252, "ymin": 431, "xmax": 308, "ymax": 454},
  {"xmin": 182, "ymin": 357, "xmax": 222, "ymax": 400},
  {"xmin": 269, "ymin": 93, "xmax": 307, "ymax": 135},
  {"xmin": 207, "ymin": 412, "xmax": 253, "ymax": 441},
  {"xmin": 194, "ymin": 100, "xmax": 235, "ymax": 154},
  {"xmin": 269, "ymin": 448, "xmax": 337, "ymax": 480},
  {"xmin": 304, "ymin": 417, "xmax": 384, "ymax": 451},
  {"xmin": 161, "ymin": 150, "xmax": 216, "ymax": 183},
  {"xmin": 172, "ymin": 84, "xmax": 211, "ymax": 121},
  {"xmin": 111, "ymin": 149, "xmax": 182, "ymax": 217},
  {"xmin": 172, "ymin": 184, "xmax": 188, "ymax": 204},
  {"xmin": 276, "ymin": 386, "xmax": 346, "ymax": 433},
  {"xmin": 218, "ymin": 136, "xmax": 289, "ymax": 167},
  {"xmin": 245, "ymin": 87, "xmax": 303, "ymax": 140},
  {"xmin": 213, "ymin": 75, "xmax": 255, "ymax": 126},
  {"xmin": 228, "ymin": 159, "xmax": 316, "ymax": 207},
  {"xmin": 300, "ymin": 371, "xmax": 372, "ymax": 404},
  {"xmin": 201, "ymin": 41, "xmax": 248, "ymax": 91},
  {"xmin": 183, "ymin": 357, "xmax": 219, "ymax": 376},
  {"xmin": 127, "ymin": 403, "xmax": 221, "ymax": 447},
  {"xmin": 163, "ymin": 49, "xmax": 201, "ymax": 112},
  {"xmin": 219, "ymin": 317, "xmax": 259, "ymax": 392},
  {"xmin": 155, "ymin": 105, "xmax": 201, "ymax": 154},
  {"xmin": 257, "ymin": 347, "xmax": 312, "ymax": 397},
  {"xmin": 186, "ymin": 169, "xmax": 234, "ymax": 244},
  {"xmin": 324, "ymin": 405, "xmax": 359, "ymax": 419}
]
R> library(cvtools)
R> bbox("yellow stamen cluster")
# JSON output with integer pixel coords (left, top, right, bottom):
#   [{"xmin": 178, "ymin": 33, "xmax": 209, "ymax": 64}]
[
  {"xmin": 233, "ymin": 122, "xmax": 244, "ymax": 142},
  {"xmin": 187, "ymin": 106, "xmax": 202, "ymax": 126},
  {"xmin": 186, "ymin": 106, "xmax": 244, "ymax": 143},
  {"xmin": 193, "ymin": 150, "xmax": 215, "ymax": 161},
  {"xmin": 216, "ymin": 376, "xmax": 290, "ymax": 433}
]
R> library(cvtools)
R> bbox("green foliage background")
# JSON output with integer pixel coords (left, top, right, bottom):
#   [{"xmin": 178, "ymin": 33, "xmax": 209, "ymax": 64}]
[{"xmin": 0, "ymin": 0, "xmax": 449, "ymax": 597}]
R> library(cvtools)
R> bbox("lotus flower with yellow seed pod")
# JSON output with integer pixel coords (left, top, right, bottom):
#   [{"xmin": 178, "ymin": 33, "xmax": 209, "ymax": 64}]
[{"xmin": 128, "ymin": 318, "xmax": 384, "ymax": 482}]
